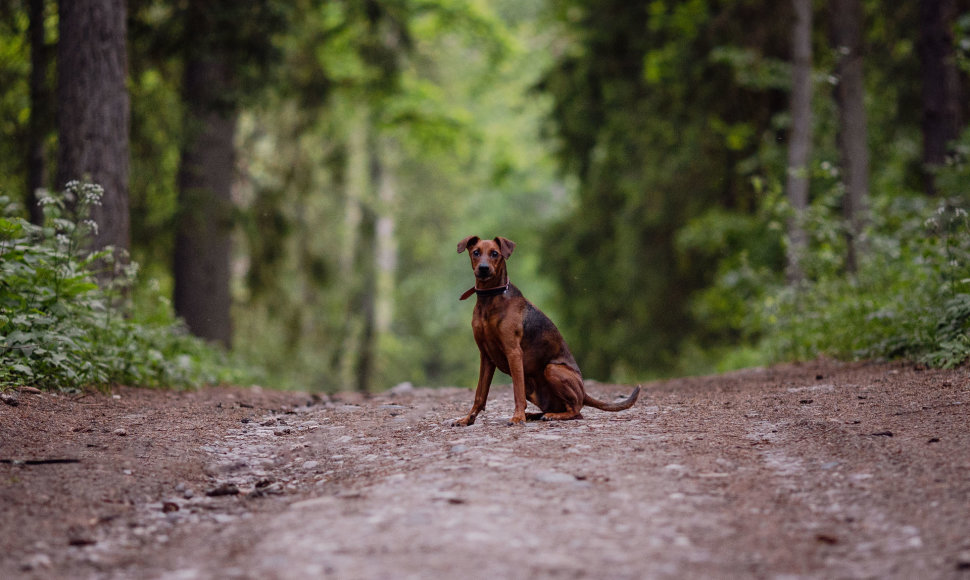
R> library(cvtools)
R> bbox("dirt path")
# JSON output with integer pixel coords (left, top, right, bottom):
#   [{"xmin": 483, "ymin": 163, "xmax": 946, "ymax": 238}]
[{"xmin": 2, "ymin": 360, "xmax": 969, "ymax": 579}]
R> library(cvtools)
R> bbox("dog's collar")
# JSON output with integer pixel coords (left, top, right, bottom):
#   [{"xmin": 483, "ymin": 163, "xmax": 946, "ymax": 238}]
[{"xmin": 460, "ymin": 282, "xmax": 509, "ymax": 301}]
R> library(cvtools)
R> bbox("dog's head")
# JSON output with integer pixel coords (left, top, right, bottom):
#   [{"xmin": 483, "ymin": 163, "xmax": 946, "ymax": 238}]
[{"xmin": 457, "ymin": 236, "xmax": 516, "ymax": 282}]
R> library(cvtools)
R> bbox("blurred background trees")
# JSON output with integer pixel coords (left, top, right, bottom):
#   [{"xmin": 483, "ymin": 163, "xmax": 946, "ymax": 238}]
[{"xmin": 1, "ymin": 0, "xmax": 969, "ymax": 391}]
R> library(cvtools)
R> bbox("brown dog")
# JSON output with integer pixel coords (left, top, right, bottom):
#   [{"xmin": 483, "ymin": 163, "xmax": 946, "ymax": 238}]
[{"xmin": 453, "ymin": 236, "xmax": 640, "ymax": 426}]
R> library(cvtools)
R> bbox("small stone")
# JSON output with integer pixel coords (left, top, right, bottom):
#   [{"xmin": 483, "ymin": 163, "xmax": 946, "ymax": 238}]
[
  {"xmin": 955, "ymin": 550, "xmax": 970, "ymax": 570},
  {"xmin": 206, "ymin": 483, "xmax": 240, "ymax": 497},
  {"xmin": 20, "ymin": 553, "xmax": 52, "ymax": 571},
  {"xmin": 68, "ymin": 535, "xmax": 96, "ymax": 547},
  {"xmin": 260, "ymin": 418, "xmax": 277, "ymax": 427},
  {"xmin": 18, "ymin": 386, "xmax": 42, "ymax": 395},
  {"xmin": 390, "ymin": 381, "xmax": 414, "ymax": 394},
  {"xmin": 274, "ymin": 427, "xmax": 292, "ymax": 436},
  {"xmin": 450, "ymin": 444, "xmax": 468, "ymax": 454},
  {"xmin": 250, "ymin": 482, "xmax": 284, "ymax": 497},
  {"xmin": 815, "ymin": 533, "xmax": 839, "ymax": 545},
  {"xmin": 302, "ymin": 460, "xmax": 319, "ymax": 470},
  {"xmin": 162, "ymin": 501, "xmax": 180, "ymax": 513},
  {"xmin": 1, "ymin": 393, "xmax": 19, "ymax": 406},
  {"xmin": 535, "ymin": 471, "xmax": 578, "ymax": 484},
  {"xmin": 113, "ymin": 428, "xmax": 127, "ymax": 436}
]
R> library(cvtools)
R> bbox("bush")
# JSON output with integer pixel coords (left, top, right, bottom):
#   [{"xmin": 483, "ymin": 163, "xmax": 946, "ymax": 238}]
[
  {"xmin": 0, "ymin": 182, "xmax": 258, "ymax": 390},
  {"xmin": 687, "ymin": 184, "xmax": 970, "ymax": 371}
]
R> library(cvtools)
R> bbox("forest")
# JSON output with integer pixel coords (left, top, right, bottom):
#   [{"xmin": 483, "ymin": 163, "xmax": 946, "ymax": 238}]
[{"xmin": 1, "ymin": 0, "xmax": 970, "ymax": 393}]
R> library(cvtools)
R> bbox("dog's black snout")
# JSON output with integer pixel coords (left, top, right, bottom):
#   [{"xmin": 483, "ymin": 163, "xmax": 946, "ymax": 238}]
[{"xmin": 477, "ymin": 263, "xmax": 491, "ymax": 275}]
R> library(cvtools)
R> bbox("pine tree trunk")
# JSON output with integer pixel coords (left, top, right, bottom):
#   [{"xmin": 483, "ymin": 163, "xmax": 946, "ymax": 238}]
[
  {"xmin": 786, "ymin": 0, "xmax": 813, "ymax": 283},
  {"xmin": 56, "ymin": 0, "xmax": 130, "ymax": 253},
  {"xmin": 374, "ymin": 136, "xmax": 398, "ymax": 336},
  {"xmin": 27, "ymin": 0, "xmax": 52, "ymax": 226},
  {"xmin": 337, "ymin": 106, "xmax": 375, "ymax": 393},
  {"xmin": 173, "ymin": 1, "xmax": 235, "ymax": 348},
  {"xmin": 918, "ymin": 0, "xmax": 962, "ymax": 195},
  {"xmin": 831, "ymin": 0, "xmax": 869, "ymax": 274}
]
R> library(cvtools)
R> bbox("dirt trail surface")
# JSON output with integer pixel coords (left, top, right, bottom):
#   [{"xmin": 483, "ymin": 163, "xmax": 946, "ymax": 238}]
[{"xmin": 2, "ymin": 361, "xmax": 969, "ymax": 579}]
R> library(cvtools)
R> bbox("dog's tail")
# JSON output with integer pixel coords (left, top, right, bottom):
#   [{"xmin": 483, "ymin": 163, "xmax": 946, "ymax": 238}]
[{"xmin": 583, "ymin": 385, "xmax": 641, "ymax": 412}]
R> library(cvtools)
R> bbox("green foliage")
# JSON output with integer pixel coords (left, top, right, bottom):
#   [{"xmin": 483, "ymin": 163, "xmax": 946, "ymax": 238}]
[
  {"xmin": 692, "ymin": 175, "xmax": 970, "ymax": 372},
  {"xmin": 0, "ymin": 183, "xmax": 256, "ymax": 390}
]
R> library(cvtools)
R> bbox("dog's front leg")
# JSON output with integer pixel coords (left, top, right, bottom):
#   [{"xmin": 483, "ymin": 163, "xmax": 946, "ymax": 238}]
[
  {"xmin": 506, "ymin": 347, "xmax": 527, "ymax": 425},
  {"xmin": 453, "ymin": 353, "xmax": 495, "ymax": 426}
]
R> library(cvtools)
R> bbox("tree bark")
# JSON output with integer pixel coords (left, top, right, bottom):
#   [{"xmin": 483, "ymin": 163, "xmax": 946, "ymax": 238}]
[
  {"xmin": 337, "ymin": 106, "xmax": 372, "ymax": 392},
  {"xmin": 918, "ymin": 0, "xmax": 962, "ymax": 195},
  {"xmin": 56, "ymin": 0, "xmax": 130, "ymax": 253},
  {"xmin": 831, "ymin": 0, "xmax": 869, "ymax": 274},
  {"xmin": 27, "ymin": 0, "xmax": 52, "ymax": 226},
  {"xmin": 173, "ymin": 1, "xmax": 236, "ymax": 348},
  {"xmin": 786, "ymin": 0, "xmax": 813, "ymax": 283}
]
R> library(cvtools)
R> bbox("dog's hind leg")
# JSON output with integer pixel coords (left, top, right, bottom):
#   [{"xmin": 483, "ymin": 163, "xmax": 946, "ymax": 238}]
[{"xmin": 537, "ymin": 364, "xmax": 584, "ymax": 421}]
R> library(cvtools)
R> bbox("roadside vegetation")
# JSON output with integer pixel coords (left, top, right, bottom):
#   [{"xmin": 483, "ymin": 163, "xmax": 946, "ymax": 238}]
[{"xmin": 0, "ymin": 182, "xmax": 258, "ymax": 390}]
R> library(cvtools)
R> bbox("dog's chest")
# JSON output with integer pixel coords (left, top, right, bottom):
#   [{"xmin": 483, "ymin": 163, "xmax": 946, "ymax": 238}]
[{"xmin": 472, "ymin": 305, "xmax": 519, "ymax": 368}]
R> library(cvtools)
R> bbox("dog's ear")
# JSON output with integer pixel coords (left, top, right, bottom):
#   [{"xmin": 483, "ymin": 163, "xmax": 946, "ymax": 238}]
[
  {"xmin": 494, "ymin": 237, "xmax": 516, "ymax": 259},
  {"xmin": 457, "ymin": 236, "xmax": 480, "ymax": 254}
]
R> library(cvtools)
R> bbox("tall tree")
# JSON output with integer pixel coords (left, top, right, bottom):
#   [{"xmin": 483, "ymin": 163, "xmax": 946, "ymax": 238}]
[
  {"xmin": 918, "ymin": 0, "xmax": 963, "ymax": 195},
  {"xmin": 831, "ymin": 0, "xmax": 869, "ymax": 274},
  {"xmin": 26, "ymin": 0, "xmax": 52, "ymax": 225},
  {"xmin": 173, "ymin": 0, "xmax": 285, "ymax": 348},
  {"xmin": 56, "ymin": 0, "xmax": 130, "ymax": 253},
  {"xmin": 173, "ymin": 0, "xmax": 236, "ymax": 347},
  {"xmin": 786, "ymin": 0, "xmax": 813, "ymax": 283}
]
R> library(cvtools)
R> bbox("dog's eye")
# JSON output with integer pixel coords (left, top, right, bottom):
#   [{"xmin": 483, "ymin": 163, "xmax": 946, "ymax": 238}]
[
  {"xmin": 490, "ymin": 251, "xmax": 499, "ymax": 258},
  {"xmin": 472, "ymin": 249, "xmax": 480, "ymax": 257}
]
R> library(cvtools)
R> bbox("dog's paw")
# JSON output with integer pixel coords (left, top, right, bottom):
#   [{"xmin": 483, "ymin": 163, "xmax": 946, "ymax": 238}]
[
  {"xmin": 451, "ymin": 416, "xmax": 474, "ymax": 427},
  {"xmin": 506, "ymin": 415, "xmax": 526, "ymax": 426}
]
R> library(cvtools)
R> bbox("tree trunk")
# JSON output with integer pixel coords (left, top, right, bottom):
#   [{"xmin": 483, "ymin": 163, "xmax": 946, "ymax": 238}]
[
  {"xmin": 831, "ymin": 0, "xmax": 869, "ymax": 274},
  {"xmin": 56, "ymin": 0, "xmax": 130, "ymax": 253},
  {"xmin": 337, "ymin": 106, "xmax": 373, "ymax": 392},
  {"xmin": 786, "ymin": 0, "xmax": 813, "ymax": 283},
  {"xmin": 27, "ymin": 0, "xmax": 52, "ymax": 226},
  {"xmin": 374, "ymin": 136, "xmax": 398, "ymax": 336},
  {"xmin": 918, "ymin": 0, "xmax": 962, "ymax": 195},
  {"xmin": 173, "ymin": 1, "xmax": 236, "ymax": 348}
]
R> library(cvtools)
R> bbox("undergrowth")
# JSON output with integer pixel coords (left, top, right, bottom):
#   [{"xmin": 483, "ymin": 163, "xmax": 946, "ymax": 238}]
[
  {"xmin": 682, "ymin": 151, "xmax": 970, "ymax": 372},
  {"xmin": 0, "ymin": 182, "xmax": 259, "ymax": 391}
]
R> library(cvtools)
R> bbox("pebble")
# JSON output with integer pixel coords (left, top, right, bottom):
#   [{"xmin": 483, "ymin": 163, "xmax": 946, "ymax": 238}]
[
  {"xmin": 20, "ymin": 553, "xmax": 52, "ymax": 571},
  {"xmin": 206, "ymin": 483, "xmax": 240, "ymax": 497},
  {"xmin": 113, "ymin": 428, "xmax": 128, "ymax": 436},
  {"xmin": 390, "ymin": 381, "xmax": 414, "ymax": 394},
  {"xmin": 534, "ymin": 471, "xmax": 578, "ymax": 484},
  {"xmin": 956, "ymin": 550, "xmax": 970, "ymax": 570},
  {"xmin": 449, "ymin": 444, "xmax": 468, "ymax": 454},
  {"xmin": 1, "ymin": 393, "xmax": 20, "ymax": 406},
  {"xmin": 302, "ymin": 460, "xmax": 319, "ymax": 470}
]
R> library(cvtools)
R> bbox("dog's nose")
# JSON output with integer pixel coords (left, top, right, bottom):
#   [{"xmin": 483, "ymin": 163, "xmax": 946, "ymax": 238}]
[{"xmin": 477, "ymin": 264, "xmax": 491, "ymax": 275}]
